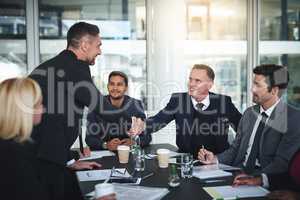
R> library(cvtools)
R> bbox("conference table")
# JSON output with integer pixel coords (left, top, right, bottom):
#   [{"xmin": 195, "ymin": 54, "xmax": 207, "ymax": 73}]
[{"xmin": 79, "ymin": 144, "xmax": 266, "ymax": 200}]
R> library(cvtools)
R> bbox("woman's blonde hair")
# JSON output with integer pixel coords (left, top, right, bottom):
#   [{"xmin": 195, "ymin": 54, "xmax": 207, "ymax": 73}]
[{"xmin": 0, "ymin": 77, "xmax": 42, "ymax": 142}]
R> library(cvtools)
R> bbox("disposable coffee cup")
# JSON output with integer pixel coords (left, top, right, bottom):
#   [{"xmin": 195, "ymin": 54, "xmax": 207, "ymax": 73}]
[
  {"xmin": 117, "ymin": 145, "xmax": 130, "ymax": 164},
  {"xmin": 94, "ymin": 183, "xmax": 115, "ymax": 199},
  {"xmin": 157, "ymin": 149, "xmax": 170, "ymax": 168}
]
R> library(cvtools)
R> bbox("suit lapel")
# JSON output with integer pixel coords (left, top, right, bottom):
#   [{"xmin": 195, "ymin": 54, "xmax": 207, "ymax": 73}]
[
  {"xmin": 259, "ymin": 100, "xmax": 287, "ymax": 155},
  {"xmin": 187, "ymin": 93, "xmax": 195, "ymax": 131},
  {"xmin": 239, "ymin": 106, "xmax": 260, "ymax": 159},
  {"xmin": 184, "ymin": 94, "xmax": 195, "ymax": 151}
]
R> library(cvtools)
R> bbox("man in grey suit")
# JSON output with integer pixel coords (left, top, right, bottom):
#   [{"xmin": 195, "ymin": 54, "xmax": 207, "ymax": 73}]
[{"xmin": 198, "ymin": 64, "xmax": 300, "ymax": 175}]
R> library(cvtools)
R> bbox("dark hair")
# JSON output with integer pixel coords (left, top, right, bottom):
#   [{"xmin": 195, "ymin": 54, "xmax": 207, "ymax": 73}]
[
  {"xmin": 67, "ymin": 22, "xmax": 99, "ymax": 48},
  {"xmin": 192, "ymin": 64, "xmax": 215, "ymax": 81},
  {"xmin": 253, "ymin": 64, "xmax": 289, "ymax": 91},
  {"xmin": 108, "ymin": 71, "xmax": 128, "ymax": 86}
]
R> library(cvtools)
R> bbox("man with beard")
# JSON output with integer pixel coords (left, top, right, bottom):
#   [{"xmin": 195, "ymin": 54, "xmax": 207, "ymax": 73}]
[
  {"xmin": 29, "ymin": 22, "xmax": 144, "ymax": 200},
  {"xmin": 86, "ymin": 71, "xmax": 151, "ymax": 150},
  {"xmin": 198, "ymin": 64, "xmax": 300, "ymax": 176}
]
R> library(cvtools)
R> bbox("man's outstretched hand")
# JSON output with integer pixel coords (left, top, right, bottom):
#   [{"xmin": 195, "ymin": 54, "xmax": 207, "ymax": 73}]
[{"xmin": 127, "ymin": 116, "xmax": 145, "ymax": 136}]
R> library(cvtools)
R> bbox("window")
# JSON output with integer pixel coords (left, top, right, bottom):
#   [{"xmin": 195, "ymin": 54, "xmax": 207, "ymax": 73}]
[
  {"xmin": 260, "ymin": 0, "xmax": 300, "ymax": 108},
  {"xmin": 0, "ymin": 0, "xmax": 27, "ymax": 82},
  {"xmin": 147, "ymin": 0, "xmax": 247, "ymax": 144},
  {"xmin": 39, "ymin": 0, "xmax": 147, "ymax": 104}
]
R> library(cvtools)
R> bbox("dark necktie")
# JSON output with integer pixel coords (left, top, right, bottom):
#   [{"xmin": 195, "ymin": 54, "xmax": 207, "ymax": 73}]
[
  {"xmin": 244, "ymin": 112, "xmax": 268, "ymax": 173},
  {"xmin": 196, "ymin": 103, "xmax": 204, "ymax": 111}
]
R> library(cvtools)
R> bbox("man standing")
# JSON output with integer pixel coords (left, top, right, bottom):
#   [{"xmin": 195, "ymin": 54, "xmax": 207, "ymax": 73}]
[
  {"xmin": 198, "ymin": 64, "xmax": 300, "ymax": 175},
  {"xmin": 29, "ymin": 22, "xmax": 143, "ymax": 200},
  {"xmin": 86, "ymin": 71, "xmax": 151, "ymax": 150},
  {"xmin": 146, "ymin": 64, "xmax": 242, "ymax": 157}
]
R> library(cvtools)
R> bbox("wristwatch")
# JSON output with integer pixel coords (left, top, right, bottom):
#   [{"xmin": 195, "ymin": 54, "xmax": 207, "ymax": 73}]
[{"xmin": 102, "ymin": 142, "xmax": 108, "ymax": 149}]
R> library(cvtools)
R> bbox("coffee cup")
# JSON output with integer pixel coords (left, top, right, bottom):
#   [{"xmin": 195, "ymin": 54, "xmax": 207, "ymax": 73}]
[
  {"xmin": 157, "ymin": 148, "xmax": 170, "ymax": 168},
  {"xmin": 117, "ymin": 145, "xmax": 130, "ymax": 164}
]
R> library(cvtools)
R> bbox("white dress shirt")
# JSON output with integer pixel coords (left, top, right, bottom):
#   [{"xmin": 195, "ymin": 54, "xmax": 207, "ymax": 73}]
[{"xmin": 191, "ymin": 94, "xmax": 210, "ymax": 111}]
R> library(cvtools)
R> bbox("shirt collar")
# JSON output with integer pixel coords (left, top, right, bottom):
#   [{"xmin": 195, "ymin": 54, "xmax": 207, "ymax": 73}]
[
  {"xmin": 191, "ymin": 94, "xmax": 210, "ymax": 111},
  {"xmin": 259, "ymin": 99, "xmax": 281, "ymax": 117}
]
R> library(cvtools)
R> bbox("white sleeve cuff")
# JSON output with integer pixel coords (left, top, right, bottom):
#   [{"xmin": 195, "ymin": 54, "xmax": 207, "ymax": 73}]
[
  {"xmin": 261, "ymin": 173, "xmax": 269, "ymax": 188},
  {"xmin": 66, "ymin": 159, "xmax": 76, "ymax": 166}
]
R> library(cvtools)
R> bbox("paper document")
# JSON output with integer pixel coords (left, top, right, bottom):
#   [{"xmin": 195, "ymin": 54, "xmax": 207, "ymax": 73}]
[
  {"xmin": 145, "ymin": 151, "xmax": 183, "ymax": 160},
  {"xmin": 86, "ymin": 184, "xmax": 169, "ymax": 200},
  {"xmin": 79, "ymin": 150, "xmax": 115, "ymax": 161},
  {"xmin": 204, "ymin": 185, "xmax": 269, "ymax": 200},
  {"xmin": 76, "ymin": 168, "xmax": 130, "ymax": 182},
  {"xmin": 194, "ymin": 164, "xmax": 240, "ymax": 171},
  {"xmin": 193, "ymin": 169, "xmax": 232, "ymax": 179},
  {"xmin": 169, "ymin": 151, "xmax": 185, "ymax": 158}
]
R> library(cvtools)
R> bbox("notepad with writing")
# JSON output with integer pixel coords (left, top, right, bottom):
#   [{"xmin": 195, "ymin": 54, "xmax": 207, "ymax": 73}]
[
  {"xmin": 76, "ymin": 168, "xmax": 130, "ymax": 182},
  {"xmin": 193, "ymin": 169, "xmax": 232, "ymax": 179},
  {"xmin": 79, "ymin": 150, "xmax": 115, "ymax": 161},
  {"xmin": 204, "ymin": 185, "xmax": 269, "ymax": 200}
]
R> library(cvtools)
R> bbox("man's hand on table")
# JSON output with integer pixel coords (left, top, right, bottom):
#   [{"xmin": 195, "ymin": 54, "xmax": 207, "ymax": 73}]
[{"xmin": 68, "ymin": 160, "xmax": 101, "ymax": 170}]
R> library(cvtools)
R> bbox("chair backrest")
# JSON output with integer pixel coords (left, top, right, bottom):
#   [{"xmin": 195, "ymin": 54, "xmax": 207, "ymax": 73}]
[{"xmin": 290, "ymin": 149, "xmax": 300, "ymax": 186}]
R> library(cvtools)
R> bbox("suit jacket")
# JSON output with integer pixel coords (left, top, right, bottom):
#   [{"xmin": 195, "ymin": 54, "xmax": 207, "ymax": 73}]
[
  {"xmin": 267, "ymin": 148, "xmax": 300, "ymax": 191},
  {"xmin": 217, "ymin": 100, "xmax": 300, "ymax": 174},
  {"xmin": 29, "ymin": 50, "xmax": 130, "ymax": 165},
  {"xmin": 0, "ymin": 139, "xmax": 49, "ymax": 200},
  {"xmin": 85, "ymin": 95, "xmax": 151, "ymax": 150},
  {"xmin": 146, "ymin": 92, "xmax": 242, "ymax": 157}
]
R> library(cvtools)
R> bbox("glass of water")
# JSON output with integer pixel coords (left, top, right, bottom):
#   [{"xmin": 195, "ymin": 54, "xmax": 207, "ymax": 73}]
[
  {"xmin": 134, "ymin": 148, "xmax": 145, "ymax": 172},
  {"xmin": 181, "ymin": 153, "xmax": 193, "ymax": 178}
]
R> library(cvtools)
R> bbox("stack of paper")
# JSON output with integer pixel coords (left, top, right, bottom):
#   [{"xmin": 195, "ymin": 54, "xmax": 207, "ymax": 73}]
[
  {"xmin": 193, "ymin": 169, "xmax": 232, "ymax": 179},
  {"xmin": 79, "ymin": 150, "xmax": 115, "ymax": 161},
  {"xmin": 76, "ymin": 168, "xmax": 130, "ymax": 182},
  {"xmin": 204, "ymin": 185, "xmax": 269, "ymax": 199},
  {"xmin": 194, "ymin": 163, "xmax": 240, "ymax": 171},
  {"xmin": 86, "ymin": 184, "xmax": 169, "ymax": 200}
]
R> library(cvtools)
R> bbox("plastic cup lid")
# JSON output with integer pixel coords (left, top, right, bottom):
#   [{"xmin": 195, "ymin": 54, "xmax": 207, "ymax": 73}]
[
  {"xmin": 157, "ymin": 148, "xmax": 170, "ymax": 154},
  {"xmin": 117, "ymin": 145, "xmax": 130, "ymax": 150}
]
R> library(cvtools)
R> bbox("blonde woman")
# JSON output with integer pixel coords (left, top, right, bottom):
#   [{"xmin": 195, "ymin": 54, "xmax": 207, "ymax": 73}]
[
  {"xmin": 0, "ymin": 77, "xmax": 47, "ymax": 200},
  {"xmin": 0, "ymin": 78, "xmax": 115, "ymax": 200}
]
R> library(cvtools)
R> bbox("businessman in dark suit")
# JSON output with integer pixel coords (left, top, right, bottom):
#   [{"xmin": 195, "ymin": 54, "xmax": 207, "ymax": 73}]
[
  {"xmin": 146, "ymin": 64, "xmax": 242, "ymax": 157},
  {"xmin": 29, "ymin": 22, "xmax": 144, "ymax": 200},
  {"xmin": 86, "ymin": 71, "xmax": 151, "ymax": 150},
  {"xmin": 198, "ymin": 64, "xmax": 300, "ymax": 175},
  {"xmin": 232, "ymin": 148, "xmax": 300, "ymax": 200}
]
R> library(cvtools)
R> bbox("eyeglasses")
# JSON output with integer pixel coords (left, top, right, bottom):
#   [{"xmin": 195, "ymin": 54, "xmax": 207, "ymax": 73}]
[
  {"xmin": 111, "ymin": 167, "xmax": 128, "ymax": 177},
  {"xmin": 104, "ymin": 167, "xmax": 131, "ymax": 183}
]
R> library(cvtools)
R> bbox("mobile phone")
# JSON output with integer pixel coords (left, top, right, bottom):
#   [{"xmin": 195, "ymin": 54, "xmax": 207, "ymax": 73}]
[{"xmin": 108, "ymin": 177, "xmax": 139, "ymax": 184}]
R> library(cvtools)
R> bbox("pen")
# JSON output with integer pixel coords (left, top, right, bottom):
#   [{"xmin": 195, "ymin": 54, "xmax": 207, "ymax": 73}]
[{"xmin": 142, "ymin": 172, "xmax": 154, "ymax": 180}]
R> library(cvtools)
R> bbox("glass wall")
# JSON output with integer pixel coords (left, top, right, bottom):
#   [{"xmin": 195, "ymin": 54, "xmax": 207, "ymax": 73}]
[
  {"xmin": 185, "ymin": 0, "xmax": 247, "ymax": 111},
  {"xmin": 1, "ymin": 0, "xmax": 299, "ymax": 145},
  {"xmin": 0, "ymin": 0, "xmax": 27, "ymax": 82},
  {"xmin": 260, "ymin": 0, "xmax": 300, "ymax": 109},
  {"xmin": 39, "ymin": 0, "xmax": 147, "ymax": 104},
  {"xmin": 147, "ymin": 0, "xmax": 247, "ymax": 144}
]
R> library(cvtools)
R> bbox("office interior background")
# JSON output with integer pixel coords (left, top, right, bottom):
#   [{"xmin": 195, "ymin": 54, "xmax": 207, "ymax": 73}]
[{"xmin": 0, "ymin": 0, "xmax": 300, "ymax": 147}]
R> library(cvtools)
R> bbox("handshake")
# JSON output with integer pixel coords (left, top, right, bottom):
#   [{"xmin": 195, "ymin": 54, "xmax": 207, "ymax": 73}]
[{"xmin": 127, "ymin": 116, "xmax": 145, "ymax": 136}]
